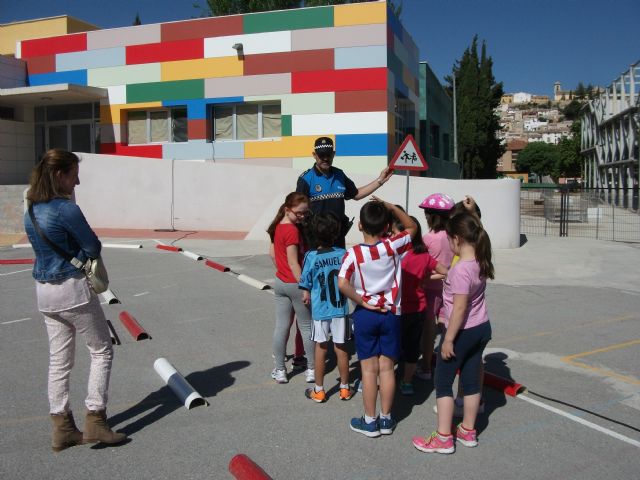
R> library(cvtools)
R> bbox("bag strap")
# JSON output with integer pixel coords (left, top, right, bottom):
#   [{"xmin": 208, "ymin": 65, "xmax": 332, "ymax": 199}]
[{"xmin": 28, "ymin": 204, "xmax": 84, "ymax": 269}]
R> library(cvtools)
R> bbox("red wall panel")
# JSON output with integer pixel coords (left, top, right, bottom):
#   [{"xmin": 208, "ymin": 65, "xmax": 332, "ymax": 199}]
[
  {"xmin": 25, "ymin": 55, "xmax": 56, "ymax": 75},
  {"xmin": 244, "ymin": 49, "xmax": 334, "ymax": 76},
  {"xmin": 161, "ymin": 16, "xmax": 243, "ymax": 42},
  {"xmin": 335, "ymin": 90, "xmax": 388, "ymax": 113},
  {"xmin": 126, "ymin": 39, "xmax": 204, "ymax": 65},
  {"xmin": 292, "ymin": 68, "xmax": 387, "ymax": 94},
  {"xmin": 188, "ymin": 119, "xmax": 207, "ymax": 140},
  {"xmin": 100, "ymin": 143, "xmax": 163, "ymax": 158},
  {"xmin": 20, "ymin": 33, "xmax": 86, "ymax": 58}
]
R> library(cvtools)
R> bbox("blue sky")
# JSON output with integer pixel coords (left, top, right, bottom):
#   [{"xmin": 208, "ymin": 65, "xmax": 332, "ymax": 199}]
[{"xmin": 1, "ymin": 0, "xmax": 638, "ymax": 96}]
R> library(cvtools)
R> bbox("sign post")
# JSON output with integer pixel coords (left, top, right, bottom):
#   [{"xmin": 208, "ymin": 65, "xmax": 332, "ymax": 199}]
[{"xmin": 389, "ymin": 135, "xmax": 428, "ymax": 212}]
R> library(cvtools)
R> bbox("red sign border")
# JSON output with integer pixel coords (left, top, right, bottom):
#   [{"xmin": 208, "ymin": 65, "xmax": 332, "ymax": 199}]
[{"xmin": 389, "ymin": 134, "xmax": 428, "ymax": 171}]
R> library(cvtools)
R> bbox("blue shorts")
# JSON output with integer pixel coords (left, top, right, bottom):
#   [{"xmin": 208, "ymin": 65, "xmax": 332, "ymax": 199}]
[{"xmin": 352, "ymin": 307, "xmax": 401, "ymax": 361}]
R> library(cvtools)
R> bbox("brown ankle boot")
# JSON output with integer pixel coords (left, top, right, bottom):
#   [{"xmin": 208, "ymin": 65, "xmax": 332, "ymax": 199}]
[
  {"xmin": 83, "ymin": 410, "xmax": 127, "ymax": 444},
  {"xmin": 51, "ymin": 411, "xmax": 84, "ymax": 452}
]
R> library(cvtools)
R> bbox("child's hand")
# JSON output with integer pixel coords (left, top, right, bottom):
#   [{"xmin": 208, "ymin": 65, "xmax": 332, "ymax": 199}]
[
  {"xmin": 302, "ymin": 290, "xmax": 310, "ymax": 306},
  {"xmin": 370, "ymin": 195, "xmax": 385, "ymax": 204},
  {"xmin": 360, "ymin": 297, "xmax": 388, "ymax": 313},
  {"xmin": 441, "ymin": 339, "xmax": 455, "ymax": 360}
]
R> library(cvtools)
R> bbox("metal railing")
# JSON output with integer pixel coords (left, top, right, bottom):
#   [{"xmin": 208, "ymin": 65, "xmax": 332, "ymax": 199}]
[{"xmin": 521, "ymin": 186, "xmax": 640, "ymax": 242}]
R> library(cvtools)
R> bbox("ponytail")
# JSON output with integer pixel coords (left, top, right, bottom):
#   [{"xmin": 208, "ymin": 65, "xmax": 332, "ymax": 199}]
[
  {"xmin": 266, "ymin": 192, "xmax": 309, "ymax": 242},
  {"xmin": 446, "ymin": 212, "xmax": 494, "ymax": 280}
]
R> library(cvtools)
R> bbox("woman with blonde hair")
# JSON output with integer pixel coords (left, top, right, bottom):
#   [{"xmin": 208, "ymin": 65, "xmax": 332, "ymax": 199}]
[{"xmin": 24, "ymin": 149, "xmax": 126, "ymax": 452}]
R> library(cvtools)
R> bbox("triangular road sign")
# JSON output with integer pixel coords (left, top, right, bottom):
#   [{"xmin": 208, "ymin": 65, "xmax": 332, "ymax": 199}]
[{"xmin": 389, "ymin": 135, "xmax": 428, "ymax": 171}]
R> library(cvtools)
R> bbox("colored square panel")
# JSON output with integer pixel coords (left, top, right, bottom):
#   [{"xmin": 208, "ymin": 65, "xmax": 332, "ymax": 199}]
[
  {"xmin": 87, "ymin": 24, "xmax": 161, "ymax": 50},
  {"xmin": 28, "ymin": 70, "xmax": 87, "ymax": 87},
  {"xmin": 25, "ymin": 55, "xmax": 56, "ymax": 75},
  {"xmin": 281, "ymin": 92, "xmax": 335, "ymax": 115},
  {"xmin": 57, "ymin": 47, "xmax": 126, "ymax": 72},
  {"xmin": 126, "ymin": 39, "xmax": 204, "ymax": 65},
  {"xmin": 335, "ymin": 133, "xmax": 387, "ymax": 156},
  {"xmin": 161, "ymin": 16, "xmax": 244, "ymax": 42},
  {"xmin": 100, "ymin": 102, "xmax": 163, "ymax": 124},
  {"xmin": 291, "ymin": 23, "xmax": 386, "ymax": 51},
  {"xmin": 281, "ymin": 115, "xmax": 292, "ymax": 136},
  {"xmin": 244, "ymin": 49, "xmax": 333, "ymax": 76},
  {"xmin": 204, "ymin": 73, "xmax": 291, "ymax": 98},
  {"xmin": 292, "ymin": 112, "xmax": 387, "ymax": 136},
  {"xmin": 100, "ymin": 143, "xmax": 163, "ymax": 158},
  {"xmin": 243, "ymin": 7, "xmax": 333, "ymax": 34},
  {"xmin": 88, "ymin": 63, "xmax": 161, "ymax": 87},
  {"xmin": 334, "ymin": 2, "xmax": 386, "ymax": 26},
  {"xmin": 244, "ymin": 135, "xmax": 331, "ymax": 158},
  {"xmin": 204, "ymin": 31, "xmax": 291, "ymax": 58},
  {"xmin": 188, "ymin": 119, "xmax": 207, "ymax": 140},
  {"xmin": 127, "ymin": 79, "xmax": 205, "ymax": 103},
  {"xmin": 161, "ymin": 57, "xmax": 243, "ymax": 82},
  {"xmin": 164, "ymin": 97, "xmax": 243, "ymax": 120},
  {"xmin": 20, "ymin": 33, "xmax": 87, "ymax": 59},
  {"xmin": 334, "ymin": 45, "xmax": 386, "ymax": 70},
  {"xmin": 335, "ymin": 90, "xmax": 387, "ymax": 113},
  {"xmin": 291, "ymin": 67, "xmax": 387, "ymax": 94}
]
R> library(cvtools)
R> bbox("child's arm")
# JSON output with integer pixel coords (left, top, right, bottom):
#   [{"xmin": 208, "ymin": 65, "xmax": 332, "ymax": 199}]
[
  {"xmin": 286, "ymin": 244, "xmax": 302, "ymax": 282},
  {"xmin": 301, "ymin": 290, "xmax": 310, "ymax": 306},
  {"xmin": 371, "ymin": 195, "xmax": 417, "ymax": 239},
  {"xmin": 269, "ymin": 243, "xmax": 276, "ymax": 267},
  {"xmin": 440, "ymin": 293, "xmax": 469, "ymax": 360},
  {"xmin": 428, "ymin": 262, "xmax": 449, "ymax": 280},
  {"xmin": 338, "ymin": 277, "xmax": 388, "ymax": 313}
]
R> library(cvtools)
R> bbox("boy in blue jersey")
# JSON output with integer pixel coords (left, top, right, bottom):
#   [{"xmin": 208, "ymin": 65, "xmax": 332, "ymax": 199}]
[{"xmin": 299, "ymin": 212, "xmax": 354, "ymax": 403}]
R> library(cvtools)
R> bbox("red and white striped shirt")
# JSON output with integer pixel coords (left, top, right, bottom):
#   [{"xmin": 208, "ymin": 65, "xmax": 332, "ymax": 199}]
[{"xmin": 338, "ymin": 231, "xmax": 412, "ymax": 314}]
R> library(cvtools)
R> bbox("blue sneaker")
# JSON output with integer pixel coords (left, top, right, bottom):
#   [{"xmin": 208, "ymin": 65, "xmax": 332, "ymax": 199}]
[
  {"xmin": 350, "ymin": 416, "xmax": 380, "ymax": 438},
  {"xmin": 379, "ymin": 416, "xmax": 396, "ymax": 435}
]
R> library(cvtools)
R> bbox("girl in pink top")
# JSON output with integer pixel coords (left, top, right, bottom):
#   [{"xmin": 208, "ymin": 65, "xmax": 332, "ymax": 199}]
[
  {"xmin": 412, "ymin": 212, "xmax": 493, "ymax": 454},
  {"xmin": 417, "ymin": 193, "xmax": 455, "ymax": 379}
]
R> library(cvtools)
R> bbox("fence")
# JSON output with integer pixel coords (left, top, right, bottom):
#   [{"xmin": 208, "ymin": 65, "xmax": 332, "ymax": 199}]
[{"xmin": 521, "ymin": 185, "xmax": 640, "ymax": 242}]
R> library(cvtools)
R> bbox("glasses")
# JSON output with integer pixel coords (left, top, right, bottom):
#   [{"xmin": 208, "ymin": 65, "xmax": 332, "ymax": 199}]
[{"xmin": 291, "ymin": 210, "xmax": 308, "ymax": 218}]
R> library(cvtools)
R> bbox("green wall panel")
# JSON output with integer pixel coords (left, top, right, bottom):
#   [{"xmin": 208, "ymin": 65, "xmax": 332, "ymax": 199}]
[
  {"xmin": 243, "ymin": 8, "xmax": 333, "ymax": 34},
  {"xmin": 281, "ymin": 115, "xmax": 292, "ymax": 136},
  {"xmin": 126, "ymin": 79, "xmax": 204, "ymax": 103}
]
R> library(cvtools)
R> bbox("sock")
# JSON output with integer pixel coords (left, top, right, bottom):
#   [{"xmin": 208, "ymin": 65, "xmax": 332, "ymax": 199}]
[
  {"xmin": 364, "ymin": 414, "xmax": 377, "ymax": 424},
  {"xmin": 340, "ymin": 383, "xmax": 349, "ymax": 390},
  {"xmin": 379, "ymin": 412, "xmax": 392, "ymax": 420},
  {"xmin": 314, "ymin": 385, "xmax": 324, "ymax": 393}
]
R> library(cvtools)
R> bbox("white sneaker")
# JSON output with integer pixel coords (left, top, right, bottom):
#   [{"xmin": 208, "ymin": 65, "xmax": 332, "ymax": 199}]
[
  {"xmin": 271, "ymin": 368, "xmax": 288, "ymax": 384},
  {"xmin": 304, "ymin": 368, "xmax": 315, "ymax": 383}
]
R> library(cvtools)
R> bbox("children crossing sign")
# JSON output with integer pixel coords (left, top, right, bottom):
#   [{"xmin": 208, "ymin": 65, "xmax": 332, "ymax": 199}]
[{"xmin": 389, "ymin": 135, "xmax": 428, "ymax": 171}]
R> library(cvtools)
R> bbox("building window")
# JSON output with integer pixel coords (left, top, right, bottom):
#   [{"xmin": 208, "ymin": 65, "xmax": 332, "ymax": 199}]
[
  {"xmin": 213, "ymin": 103, "xmax": 281, "ymax": 141},
  {"xmin": 128, "ymin": 108, "xmax": 187, "ymax": 144},
  {"xmin": 0, "ymin": 106, "xmax": 15, "ymax": 120},
  {"xmin": 430, "ymin": 124, "xmax": 440, "ymax": 158}
]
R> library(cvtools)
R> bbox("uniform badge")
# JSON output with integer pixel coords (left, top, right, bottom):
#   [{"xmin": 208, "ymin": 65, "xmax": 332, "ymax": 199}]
[{"xmin": 315, "ymin": 184, "xmax": 322, "ymax": 192}]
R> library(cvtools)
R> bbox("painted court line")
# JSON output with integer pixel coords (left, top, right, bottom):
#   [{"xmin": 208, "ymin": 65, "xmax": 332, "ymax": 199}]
[
  {"xmin": 133, "ymin": 291, "xmax": 150, "ymax": 297},
  {"xmin": 0, "ymin": 268, "xmax": 32, "ymax": 276},
  {"xmin": 560, "ymin": 339, "xmax": 640, "ymax": 386},
  {"xmin": 1, "ymin": 317, "xmax": 31, "ymax": 325},
  {"xmin": 517, "ymin": 393, "xmax": 640, "ymax": 448}
]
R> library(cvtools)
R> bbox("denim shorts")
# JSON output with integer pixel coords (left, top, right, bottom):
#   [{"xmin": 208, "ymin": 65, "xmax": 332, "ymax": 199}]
[{"xmin": 352, "ymin": 307, "xmax": 401, "ymax": 361}]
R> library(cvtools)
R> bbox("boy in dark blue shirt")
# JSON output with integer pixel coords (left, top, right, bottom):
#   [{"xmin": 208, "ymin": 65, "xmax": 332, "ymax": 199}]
[{"xmin": 299, "ymin": 212, "xmax": 354, "ymax": 403}]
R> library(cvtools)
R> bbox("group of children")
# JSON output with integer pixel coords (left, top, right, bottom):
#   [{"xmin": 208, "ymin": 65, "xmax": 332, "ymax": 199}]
[{"xmin": 267, "ymin": 190, "xmax": 494, "ymax": 455}]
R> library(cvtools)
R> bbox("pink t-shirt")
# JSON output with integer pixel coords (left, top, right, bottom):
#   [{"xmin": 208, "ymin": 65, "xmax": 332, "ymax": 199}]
[
  {"xmin": 400, "ymin": 249, "xmax": 439, "ymax": 314},
  {"xmin": 423, "ymin": 230, "xmax": 454, "ymax": 291},
  {"xmin": 441, "ymin": 259, "xmax": 489, "ymax": 330}
]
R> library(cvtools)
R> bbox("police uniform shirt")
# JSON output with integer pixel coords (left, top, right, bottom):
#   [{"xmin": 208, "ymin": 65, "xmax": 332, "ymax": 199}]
[{"xmin": 296, "ymin": 165, "xmax": 358, "ymax": 219}]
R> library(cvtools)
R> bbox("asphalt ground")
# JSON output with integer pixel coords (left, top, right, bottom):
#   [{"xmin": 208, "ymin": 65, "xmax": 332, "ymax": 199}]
[{"xmin": 1, "ymin": 236, "xmax": 639, "ymax": 479}]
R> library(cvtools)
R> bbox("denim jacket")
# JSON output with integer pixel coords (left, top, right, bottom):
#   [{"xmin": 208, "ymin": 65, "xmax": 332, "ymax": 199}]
[{"xmin": 24, "ymin": 198, "xmax": 101, "ymax": 282}]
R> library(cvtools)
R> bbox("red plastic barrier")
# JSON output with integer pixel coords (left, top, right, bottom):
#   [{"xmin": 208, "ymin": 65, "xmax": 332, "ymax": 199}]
[
  {"xmin": 229, "ymin": 454, "xmax": 273, "ymax": 480},
  {"xmin": 483, "ymin": 371, "xmax": 526, "ymax": 397},
  {"xmin": 155, "ymin": 244, "xmax": 182, "ymax": 252},
  {"xmin": 0, "ymin": 258, "xmax": 35, "ymax": 265},
  {"xmin": 205, "ymin": 260, "xmax": 230, "ymax": 272},
  {"xmin": 118, "ymin": 311, "xmax": 151, "ymax": 341}
]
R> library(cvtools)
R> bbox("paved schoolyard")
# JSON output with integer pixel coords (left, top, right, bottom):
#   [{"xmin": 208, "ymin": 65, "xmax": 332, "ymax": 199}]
[{"xmin": 1, "ymin": 235, "xmax": 639, "ymax": 479}]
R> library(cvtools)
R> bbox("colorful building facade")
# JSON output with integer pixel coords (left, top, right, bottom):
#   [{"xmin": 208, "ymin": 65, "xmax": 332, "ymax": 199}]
[{"xmin": 2, "ymin": 1, "xmax": 420, "ymax": 176}]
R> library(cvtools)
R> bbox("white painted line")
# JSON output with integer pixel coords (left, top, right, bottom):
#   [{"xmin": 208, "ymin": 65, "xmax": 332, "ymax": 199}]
[
  {"xmin": 517, "ymin": 393, "xmax": 640, "ymax": 448},
  {"xmin": 1, "ymin": 317, "xmax": 31, "ymax": 325},
  {"xmin": 12, "ymin": 243, "xmax": 32, "ymax": 249},
  {"xmin": 0, "ymin": 268, "xmax": 32, "ymax": 276},
  {"xmin": 133, "ymin": 291, "xmax": 149, "ymax": 297},
  {"xmin": 102, "ymin": 243, "xmax": 143, "ymax": 249}
]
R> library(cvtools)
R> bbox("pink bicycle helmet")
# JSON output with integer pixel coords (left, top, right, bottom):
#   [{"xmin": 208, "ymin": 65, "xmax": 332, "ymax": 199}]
[{"xmin": 419, "ymin": 193, "xmax": 455, "ymax": 211}]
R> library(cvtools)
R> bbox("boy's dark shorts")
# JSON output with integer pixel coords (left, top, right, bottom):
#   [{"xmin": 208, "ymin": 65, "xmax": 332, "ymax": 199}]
[{"xmin": 352, "ymin": 306, "xmax": 401, "ymax": 361}]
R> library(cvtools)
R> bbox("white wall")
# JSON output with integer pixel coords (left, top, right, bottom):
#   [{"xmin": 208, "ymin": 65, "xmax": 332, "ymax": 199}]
[{"xmin": 74, "ymin": 154, "xmax": 521, "ymax": 248}]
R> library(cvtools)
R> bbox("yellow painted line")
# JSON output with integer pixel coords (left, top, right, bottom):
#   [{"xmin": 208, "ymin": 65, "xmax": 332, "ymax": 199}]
[{"xmin": 560, "ymin": 339, "xmax": 640, "ymax": 385}]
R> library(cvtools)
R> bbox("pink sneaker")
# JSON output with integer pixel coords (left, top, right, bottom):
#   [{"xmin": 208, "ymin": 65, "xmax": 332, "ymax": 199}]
[
  {"xmin": 455, "ymin": 423, "xmax": 478, "ymax": 447},
  {"xmin": 412, "ymin": 432, "xmax": 455, "ymax": 454}
]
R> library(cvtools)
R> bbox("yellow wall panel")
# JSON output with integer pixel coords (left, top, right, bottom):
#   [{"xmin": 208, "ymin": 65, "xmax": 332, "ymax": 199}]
[
  {"xmin": 161, "ymin": 56, "xmax": 243, "ymax": 82},
  {"xmin": 245, "ymin": 135, "xmax": 335, "ymax": 158},
  {"xmin": 100, "ymin": 102, "xmax": 162, "ymax": 124},
  {"xmin": 334, "ymin": 1, "xmax": 386, "ymax": 27}
]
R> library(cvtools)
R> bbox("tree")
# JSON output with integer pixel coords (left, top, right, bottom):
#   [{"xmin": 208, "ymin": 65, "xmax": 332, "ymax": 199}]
[
  {"xmin": 447, "ymin": 35, "xmax": 504, "ymax": 179},
  {"xmin": 562, "ymin": 99, "xmax": 584, "ymax": 121},
  {"xmin": 557, "ymin": 121, "xmax": 582, "ymax": 178},
  {"xmin": 516, "ymin": 142, "xmax": 560, "ymax": 179},
  {"xmin": 133, "ymin": 13, "xmax": 142, "ymax": 26}
]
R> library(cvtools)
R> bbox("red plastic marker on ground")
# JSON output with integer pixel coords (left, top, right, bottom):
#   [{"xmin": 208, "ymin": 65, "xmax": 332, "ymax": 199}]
[
  {"xmin": 155, "ymin": 244, "xmax": 182, "ymax": 252},
  {"xmin": 205, "ymin": 260, "xmax": 230, "ymax": 272},
  {"xmin": 483, "ymin": 371, "xmax": 526, "ymax": 397},
  {"xmin": 0, "ymin": 258, "xmax": 35, "ymax": 265},
  {"xmin": 229, "ymin": 454, "xmax": 273, "ymax": 480},
  {"xmin": 118, "ymin": 311, "xmax": 151, "ymax": 341}
]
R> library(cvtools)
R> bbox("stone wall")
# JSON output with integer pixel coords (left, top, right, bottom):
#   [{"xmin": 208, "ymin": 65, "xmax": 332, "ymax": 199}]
[{"xmin": 0, "ymin": 185, "xmax": 27, "ymax": 233}]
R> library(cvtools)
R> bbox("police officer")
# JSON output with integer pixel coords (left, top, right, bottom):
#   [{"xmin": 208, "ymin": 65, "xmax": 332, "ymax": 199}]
[{"xmin": 296, "ymin": 137, "xmax": 393, "ymax": 248}]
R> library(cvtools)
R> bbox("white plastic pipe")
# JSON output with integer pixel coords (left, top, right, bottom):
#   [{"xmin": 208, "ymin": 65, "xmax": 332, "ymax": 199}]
[
  {"xmin": 181, "ymin": 250, "xmax": 203, "ymax": 261},
  {"xmin": 102, "ymin": 243, "xmax": 143, "ymax": 249},
  {"xmin": 12, "ymin": 243, "xmax": 32, "ymax": 249},
  {"xmin": 100, "ymin": 289, "xmax": 121, "ymax": 305},
  {"xmin": 236, "ymin": 274, "xmax": 271, "ymax": 291},
  {"xmin": 153, "ymin": 358, "xmax": 208, "ymax": 410}
]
